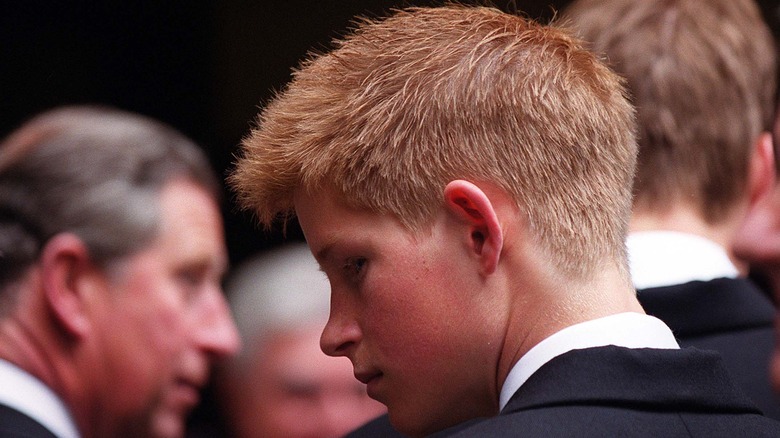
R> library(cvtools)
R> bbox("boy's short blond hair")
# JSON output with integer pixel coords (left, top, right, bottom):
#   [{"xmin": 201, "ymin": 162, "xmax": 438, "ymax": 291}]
[{"xmin": 231, "ymin": 5, "xmax": 637, "ymax": 277}]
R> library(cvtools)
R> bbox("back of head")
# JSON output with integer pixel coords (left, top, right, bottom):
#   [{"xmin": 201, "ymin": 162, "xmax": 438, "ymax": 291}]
[
  {"xmin": 562, "ymin": 0, "xmax": 777, "ymax": 223},
  {"xmin": 0, "ymin": 105, "xmax": 218, "ymax": 308},
  {"xmin": 231, "ymin": 5, "xmax": 638, "ymax": 278}
]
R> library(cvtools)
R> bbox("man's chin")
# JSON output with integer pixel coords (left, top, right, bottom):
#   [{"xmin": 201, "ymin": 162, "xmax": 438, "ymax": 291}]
[
  {"xmin": 150, "ymin": 411, "xmax": 186, "ymax": 438},
  {"xmin": 149, "ymin": 392, "xmax": 197, "ymax": 438}
]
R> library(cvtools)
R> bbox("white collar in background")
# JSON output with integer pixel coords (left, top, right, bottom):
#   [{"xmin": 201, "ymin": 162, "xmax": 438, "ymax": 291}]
[
  {"xmin": 627, "ymin": 231, "xmax": 739, "ymax": 289},
  {"xmin": 0, "ymin": 359, "xmax": 80, "ymax": 438},
  {"xmin": 499, "ymin": 312, "xmax": 679, "ymax": 411}
]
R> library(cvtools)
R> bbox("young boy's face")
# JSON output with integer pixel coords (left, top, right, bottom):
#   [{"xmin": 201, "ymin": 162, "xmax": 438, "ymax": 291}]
[{"xmin": 294, "ymin": 188, "xmax": 505, "ymax": 437}]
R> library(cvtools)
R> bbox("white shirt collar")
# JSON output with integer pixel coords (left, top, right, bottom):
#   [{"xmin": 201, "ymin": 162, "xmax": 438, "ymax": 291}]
[
  {"xmin": 627, "ymin": 231, "xmax": 739, "ymax": 289},
  {"xmin": 0, "ymin": 359, "xmax": 80, "ymax": 438},
  {"xmin": 499, "ymin": 312, "xmax": 679, "ymax": 410}
]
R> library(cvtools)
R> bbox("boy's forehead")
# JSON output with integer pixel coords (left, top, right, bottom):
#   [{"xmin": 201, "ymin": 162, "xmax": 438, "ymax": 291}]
[
  {"xmin": 294, "ymin": 187, "xmax": 427, "ymax": 242},
  {"xmin": 292, "ymin": 188, "xmax": 350, "ymax": 245},
  {"xmin": 292, "ymin": 186, "xmax": 371, "ymax": 221}
]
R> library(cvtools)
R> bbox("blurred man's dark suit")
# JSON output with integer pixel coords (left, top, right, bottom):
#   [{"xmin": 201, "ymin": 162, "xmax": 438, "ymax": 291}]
[
  {"xmin": 0, "ymin": 404, "xmax": 58, "ymax": 438},
  {"xmin": 639, "ymin": 277, "xmax": 780, "ymax": 419}
]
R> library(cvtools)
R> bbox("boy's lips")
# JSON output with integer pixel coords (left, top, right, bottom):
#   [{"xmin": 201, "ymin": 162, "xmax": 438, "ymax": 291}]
[{"xmin": 354, "ymin": 369, "xmax": 383, "ymax": 385}]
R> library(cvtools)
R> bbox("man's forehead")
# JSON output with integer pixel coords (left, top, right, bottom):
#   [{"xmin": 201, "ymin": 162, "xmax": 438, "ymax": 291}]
[{"xmin": 156, "ymin": 181, "xmax": 227, "ymax": 265}]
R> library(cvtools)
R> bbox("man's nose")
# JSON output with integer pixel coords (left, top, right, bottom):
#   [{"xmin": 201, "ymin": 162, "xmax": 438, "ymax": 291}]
[{"xmin": 196, "ymin": 288, "xmax": 241, "ymax": 358}]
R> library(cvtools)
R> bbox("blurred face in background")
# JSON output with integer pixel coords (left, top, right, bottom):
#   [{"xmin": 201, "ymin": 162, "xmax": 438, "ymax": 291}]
[
  {"xmin": 733, "ymin": 117, "xmax": 780, "ymax": 394},
  {"xmin": 734, "ymin": 182, "xmax": 780, "ymax": 394},
  {"xmin": 87, "ymin": 179, "xmax": 240, "ymax": 438},
  {"xmin": 222, "ymin": 322, "xmax": 385, "ymax": 438}
]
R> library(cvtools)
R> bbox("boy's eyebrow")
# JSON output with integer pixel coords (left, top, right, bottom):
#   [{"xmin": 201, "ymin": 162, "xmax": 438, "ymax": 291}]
[{"xmin": 314, "ymin": 241, "xmax": 336, "ymax": 266}]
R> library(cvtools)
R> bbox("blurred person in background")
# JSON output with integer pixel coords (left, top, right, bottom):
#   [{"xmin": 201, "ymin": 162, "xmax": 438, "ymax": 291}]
[
  {"xmin": 563, "ymin": 0, "xmax": 780, "ymax": 418},
  {"xmin": 0, "ymin": 106, "xmax": 240, "ymax": 438}
]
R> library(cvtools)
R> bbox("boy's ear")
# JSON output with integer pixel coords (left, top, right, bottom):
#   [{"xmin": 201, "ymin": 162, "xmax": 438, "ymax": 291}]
[
  {"xmin": 40, "ymin": 233, "xmax": 97, "ymax": 338},
  {"xmin": 443, "ymin": 180, "xmax": 504, "ymax": 274},
  {"xmin": 748, "ymin": 131, "xmax": 776, "ymax": 207}
]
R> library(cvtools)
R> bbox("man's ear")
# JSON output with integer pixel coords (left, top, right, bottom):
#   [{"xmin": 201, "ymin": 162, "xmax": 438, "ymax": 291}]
[
  {"xmin": 40, "ymin": 233, "xmax": 97, "ymax": 338},
  {"xmin": 443, "ymin": 180, "xmax": 504, "ymax": 275},
  {"xmin": 748, "ymin": 131, "xmax": 776, "ymax": 207}
]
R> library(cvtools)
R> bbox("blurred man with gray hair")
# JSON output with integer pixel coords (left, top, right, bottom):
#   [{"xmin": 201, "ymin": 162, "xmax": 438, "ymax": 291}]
[{"xmin": 0, "ymin": 106, "xmax": 240, "ymax": 437}]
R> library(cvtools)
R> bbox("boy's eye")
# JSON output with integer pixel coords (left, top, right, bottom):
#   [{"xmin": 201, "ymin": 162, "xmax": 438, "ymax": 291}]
[{"xmin": 343, "ymin": 256, "xmax": 367, "ymax": 280}]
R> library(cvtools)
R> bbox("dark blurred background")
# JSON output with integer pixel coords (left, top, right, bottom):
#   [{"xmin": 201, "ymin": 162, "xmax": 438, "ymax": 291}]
[
  {"xmin": 3, "ymin": 0, "xmax": 780, "ymax": 266},
  {"xmin": 0, "ymin": 0, "xmax": 574, "ymax": 267}
]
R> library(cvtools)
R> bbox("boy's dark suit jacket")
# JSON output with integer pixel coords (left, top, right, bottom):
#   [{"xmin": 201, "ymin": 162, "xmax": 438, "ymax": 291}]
[
  {"xmin": 638, "ymin": 277, "xmax": 780, "ymax": 419},
  {"xmin": 441, "ymin": 346, "xmax": 780, "ymax": 436},
  {"xmin": 346, "ymin": 346, "xmax": 780, "ymax": 437},
  {"xmin": 0, "ymin": 404, "xmax": 58, "ymax": 438}
]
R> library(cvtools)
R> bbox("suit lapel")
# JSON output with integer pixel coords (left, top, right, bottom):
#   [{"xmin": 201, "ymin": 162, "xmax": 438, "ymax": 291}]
[{"xmin": 502, "ymin": 346, "xmax": 759, "ymax": 415}]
